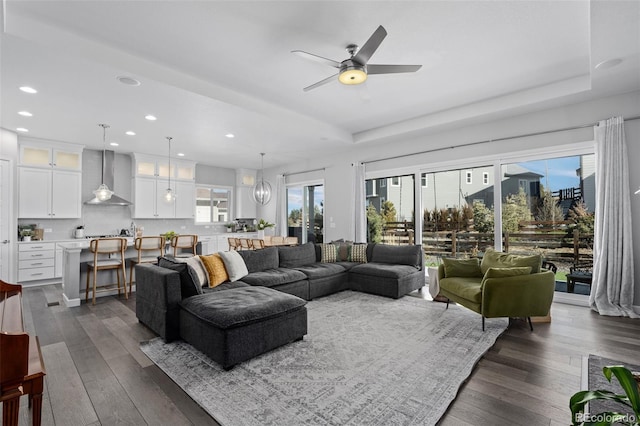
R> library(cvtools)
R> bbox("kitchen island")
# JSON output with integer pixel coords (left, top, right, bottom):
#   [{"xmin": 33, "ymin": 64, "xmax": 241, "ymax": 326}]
[{"xmin": 58, "ymin": 232, "xmax": 258, "ymax": 307}]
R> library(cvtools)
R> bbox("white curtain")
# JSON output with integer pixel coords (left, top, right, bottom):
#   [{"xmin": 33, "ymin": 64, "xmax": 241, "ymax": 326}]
[
  {"xmin": 353, "ymin": 162, "xmax": 367, "ymax": 243},
  {"xmin": 275, "ymin": 174, "xmax": 287, "ymax": 237},
  {"xmin": 590, "ymin": 116, "xmax": 637, "ymax": 317}
]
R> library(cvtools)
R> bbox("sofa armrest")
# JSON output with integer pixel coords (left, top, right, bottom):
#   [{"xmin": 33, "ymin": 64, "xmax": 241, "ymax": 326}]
[
  {"xmin": 438, "ymin": 264, "xmax": 446, "ymax": 281},
  {"xmin": 481, "ymin": 270, "xmax": 555, "ymax": 318},
  {"xmin": 136, "ymin": 263, "xmax": 182, "ymax": 311}
]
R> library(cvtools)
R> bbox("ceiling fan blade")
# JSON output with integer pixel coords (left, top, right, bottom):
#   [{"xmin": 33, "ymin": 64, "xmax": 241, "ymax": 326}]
[
  {"xmin": 367, "ymin": 64, "xmax": 422, "ymax": 74},
  {"xmin": 303, "ymin": 73, "xmax": 339, "ymax": 92},
  {"xmin": 353, "ymin": 25, "xmax": 387, "ymax": 65},
  {"xmin": 292, "ymin": 50, "xmax": 341, "ymax": 68}
]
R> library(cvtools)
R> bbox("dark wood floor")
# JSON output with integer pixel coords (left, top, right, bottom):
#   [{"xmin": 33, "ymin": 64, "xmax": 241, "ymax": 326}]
[{"xmin": 3, "ymin": 285, "xmax": 639, "ymax": 425}]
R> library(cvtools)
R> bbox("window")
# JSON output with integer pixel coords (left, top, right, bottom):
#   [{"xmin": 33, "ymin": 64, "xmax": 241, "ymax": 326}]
[
  {"xmin": 421, "ymin": 175, "xmax": 428, "ymax": 188},
  {"xmin": 365, "ymin": 174, "xmax": 414, "ymax": 244},
  {"xmin": 483, "ymin": 172, "xmax": 489, "ymax": 185},
  {"xmin": 380, "ymin": 180, "xmax": 386, "ymax": 187},
  {"xmin": 465, "ymin": 171, "xmax": 472, "ymax": 184},
  {"xmin": 287, "ymin": 184, "xmax": 324, "ymax": 243},
  {"xmin": 195, "ymin": 186, "xmax": 232, "ymax": 223}
]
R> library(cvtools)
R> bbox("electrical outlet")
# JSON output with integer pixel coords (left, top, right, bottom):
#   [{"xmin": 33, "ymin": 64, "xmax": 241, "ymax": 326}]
[
  {"xmin": 44, "ymin": 228, "xmax": 52, "ymax": 233},
  {"xmin": 205, "ymin": 225, "xmax": 210, "ymax": 229}
]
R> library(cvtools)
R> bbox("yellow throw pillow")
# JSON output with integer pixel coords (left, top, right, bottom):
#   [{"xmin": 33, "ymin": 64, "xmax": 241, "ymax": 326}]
[{"xmin": 199, "ymin": 254, "xmax": 229, "ymax": 288}]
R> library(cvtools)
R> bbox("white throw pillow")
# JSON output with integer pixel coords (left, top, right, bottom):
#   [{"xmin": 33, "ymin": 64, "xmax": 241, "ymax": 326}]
[
  {"xmin": 218, "ymin": 251, "xmax": 249, "ymax": 282},
  {"xmin": 174, "ymin": 256, "xmax": 209, "ymax": 287}
]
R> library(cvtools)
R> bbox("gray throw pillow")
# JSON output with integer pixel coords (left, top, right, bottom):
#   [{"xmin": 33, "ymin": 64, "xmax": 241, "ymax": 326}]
[
  {"xmin": 157, "ymin": 257, "xmax": 203, "ymax": 298},
  {"xmin": 173, "ymin": 255, "xmax": 209, "ymax": 287},
  {"xmin": 218, "ymin": 251, "xmax": 249, "ymax": 282}
]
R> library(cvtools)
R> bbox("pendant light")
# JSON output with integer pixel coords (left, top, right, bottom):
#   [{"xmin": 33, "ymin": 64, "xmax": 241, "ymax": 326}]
[
  {"xmin": 93, "ymin": 124, "xmax": 114, "ymax": 201},
  {"xmin": 164, "ymin": 137, "xmax": 175, "ymax": 203},
  {"xmin": 252, "ymin": 152, "xmax": 272, "ymax": 205}
]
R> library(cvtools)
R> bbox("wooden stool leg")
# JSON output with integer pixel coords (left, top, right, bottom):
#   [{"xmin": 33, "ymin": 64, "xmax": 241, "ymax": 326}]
[
  {"xmin": 85, "ymin": 265, "xmax": 90, "ymax": 303},
  {"xmin": 92, "ymin": 267, "xmax": 97, "ymax": 305},
  {"xmin": 122, "ymin": 262, "xmax": 128, "ymax": 300}
]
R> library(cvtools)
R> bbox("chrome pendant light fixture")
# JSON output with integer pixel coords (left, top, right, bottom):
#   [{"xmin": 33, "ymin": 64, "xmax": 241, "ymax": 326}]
[
  {"xmin": 252, "ymin": 152, "xmax": 272, "ymax": 205},
  {"xmin": 164, "ymin": 136, "xmax": 175, "ymax": 203},
  {"xmin": 93, "ymin": 124, "xmax": 114, "ymax": 201}
]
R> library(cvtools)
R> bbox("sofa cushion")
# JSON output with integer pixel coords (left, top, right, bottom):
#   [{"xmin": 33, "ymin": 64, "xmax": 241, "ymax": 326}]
[
  {"xmin": 440, "ymin": 277, "xmax": 483, "ymax": 303},
  {"xmin": 481, "ymin": 266, "xmax": 532, "ymax": 286},
  {"xmin": 348, "ymin": 244, "xmax": 368, "ymax": 263},
  {"xmin": 218, "ymin": 251, "xmax": 249, "ymax": 282},
  {"xmin": 172, "ymin": 255, "xmax": 209, "ymax": 287},
  {"xmin": 442, "ymin": 257, "xmax": 483, "ymax": 278},
  {"xmin": 199, "ymin": 254, "xmax": 229, "ymax": 288},
  {"xmin": 320, "ymin": 244, "xmax": 338, "ymax": 263},
  {"xmin": 335, "ymin": 261, "xmax": 360, "ymax": 271},
  {"xmin": 202, "ymin": 281, "xmax": 250, "ymax": 293},
  {"xmin": 241, "ymin": 268, "xmax": 307, "ymax": 288},
  {"xmin": 370, "ymin": 244, "xmax": 421, "ymax": 268},
  {"xmin": 179, "ymin": 286, "xmax": 306, "ymax": 329},
  {"xmin": 278, "ymin": 243, "xmax": 316, "ymax": 268},
  {"xmin": 350, "ymin": 263, "xmax": 420, "ymax": 279},
  {"xmin": 238, "ymin": 247, "xmax": 279, "ymax": 272},
  {"xmin": 480, "ymin": 249, "xmax": 542, "ymax": 275},
  {"xmin": 294, "ymin": 263, "xmax": 346, "ymax": 279},
  {"xmin": 158, "ymin": 257, "xmax": 203, "ymax": 298}
]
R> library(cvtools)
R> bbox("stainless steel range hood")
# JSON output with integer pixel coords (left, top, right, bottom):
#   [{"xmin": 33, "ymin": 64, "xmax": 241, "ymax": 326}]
[{"xmin": 84, "ymin": 150, "xmax": 132, "ymax": 205}]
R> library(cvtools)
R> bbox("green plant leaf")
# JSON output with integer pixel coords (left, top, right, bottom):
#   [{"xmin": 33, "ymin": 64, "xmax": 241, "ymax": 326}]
[{"xmin": 603, "ymin": 366, "xmax": 640, "ymax": 415}]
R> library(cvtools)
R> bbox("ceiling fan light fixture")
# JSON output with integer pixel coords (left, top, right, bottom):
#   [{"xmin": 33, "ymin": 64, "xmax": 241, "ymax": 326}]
[{"xmin": 339, "ymin": 66, "xmax": 367, "ymax": 85}]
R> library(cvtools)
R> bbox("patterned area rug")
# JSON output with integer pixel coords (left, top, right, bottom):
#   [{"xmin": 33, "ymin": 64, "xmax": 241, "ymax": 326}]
[{"xmin": 141, "ymin": 291, "xmax": 507, "ymax": 426}]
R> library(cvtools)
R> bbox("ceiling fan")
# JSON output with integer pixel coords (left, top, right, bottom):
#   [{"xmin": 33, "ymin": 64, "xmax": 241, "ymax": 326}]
[{"xmin": 292, "ymin": 25, "xmax": 422, "ymax": 92}]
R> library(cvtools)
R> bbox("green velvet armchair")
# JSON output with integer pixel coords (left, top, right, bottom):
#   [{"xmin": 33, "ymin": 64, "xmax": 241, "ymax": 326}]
[{"xmin": 437, "ymin": 250, "xmax": 555, "ymax": 331}]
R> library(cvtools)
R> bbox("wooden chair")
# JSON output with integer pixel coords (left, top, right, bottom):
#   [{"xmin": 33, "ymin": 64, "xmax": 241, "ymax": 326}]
[
  {"xmin": 86, "ymin": 237, "xmax": 128, "ymax": 305},
  {"xmin": 129, "ymin": 236, "xmax": 165, "ymax": 296},
  {"xmin": 228, "ymin": 237, "xmax": 240, "ymax": 251},
  {"xmin": 171, "ymin": 234, "xmax": 198, "ymax": 258},
  {"xmin": 251, "ymin": 239, "xmax": 265, "ymax": 249},
  {"xmin": 566, "ymin": 261, "xmax": 593, "ymax": 293},
  {"xmin": 239, "ymin": 238, "xmax": 253, "ymax": 250}
]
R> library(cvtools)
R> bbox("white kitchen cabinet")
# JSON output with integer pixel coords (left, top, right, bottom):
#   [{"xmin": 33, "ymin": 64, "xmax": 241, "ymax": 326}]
[
  {"xmin": 18, "ymin": 167, "xmax": 82, "ymax": 218},
  {"xmin": 132, "ymin": 154, "xmax": 196, "ymax": 219},
  {"xmin": 18, "ymin": 140, "xmax": 83, "ymax": 219},
  {"xmin": 18, "ymin": 242, "xmax": 56, "ymax": 282}
]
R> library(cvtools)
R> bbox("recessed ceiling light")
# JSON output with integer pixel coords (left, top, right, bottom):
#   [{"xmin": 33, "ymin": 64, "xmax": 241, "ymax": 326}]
[
  {"xmin": 125, "ymin": 131, "xmax": 136, "ymax": 136},
  {"xmin": 16, "ymin": 127, "xmax": 29, "ymax": 132},
  {"xmin": 117, "ymin": 76, "xmax": 141, "ymax": 86},
  {"xmin": 225, "ymin": 133, "xmax": 235, "ymax": 138},
  {"xmin": 19, "ymin": 86, "xmax": 37, "ymax": 94},
  {"xmin": 18, "ymin": 111, "xmax": 33, "ymax": 117},
  {"xmin": 595, "ymin": 58, "xmax": 623, "ymax": 70},
  {"xmin": 145, "ymin": 115, "xmax": 157, "ymax": 121},
  {"xmin": 177, "ymin": 153, "xmax": 185, "ymax": 157},
  {"xmin": 110, "ymin": 142, "xmax": 119, "ymax": 147}
]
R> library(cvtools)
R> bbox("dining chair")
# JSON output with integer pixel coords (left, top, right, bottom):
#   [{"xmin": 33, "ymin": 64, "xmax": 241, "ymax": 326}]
[
  {"xmin": 129, "ymin": 236, "xmax": 165, "ymax": 296},
  {"xmin": 228, "ymin": 237, "xmax": 239, "ymax": 251},
  {"xmin": 85, "ymin": 237, "xmax": 128, "ymax": 305},
  {"xmin": 251, "ymin": 239, "xmax": 265, "ymax": 249},
  {"xmin": 239, "ymin": 238, "xmax": 253, "ymax": 250}
]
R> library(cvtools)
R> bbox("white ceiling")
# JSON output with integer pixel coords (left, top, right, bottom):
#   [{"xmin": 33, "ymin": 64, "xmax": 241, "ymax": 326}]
[{"xmin": 2, "ymin": 1, "xmax": 639, "ymax": 169}]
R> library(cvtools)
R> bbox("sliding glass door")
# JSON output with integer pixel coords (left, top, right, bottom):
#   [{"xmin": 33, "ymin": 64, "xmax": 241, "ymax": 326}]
[
  {"xmin": 287, "ymin": 184, "xmax": 324, "ymax": 243},
  {"xmin": 365, "ymin": 174, "xmax": 414, "ymax": 244}
]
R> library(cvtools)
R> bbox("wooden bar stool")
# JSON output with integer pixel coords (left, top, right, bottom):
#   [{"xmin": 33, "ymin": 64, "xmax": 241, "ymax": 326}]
[
  {"xmin": 239, "ymin": 238, "xmax": 252, "ymax": 250},
  {"xmin": 251, "ymin": 239, "xmax": 265, "ymax": 249},
  {"xmin": 129, "ymin": 236, "xmax": 165, "ymax": 296},
  {"xmin": 228, "ymin": 237, "xmax": 240, "ymax": 251},
  {"xmin": 85, "ymin": 237, "xmax": 127, "ymax": 305},
  {"xmin": 170, "ymin": 234, "xmax": 198, "ymax": 258}
]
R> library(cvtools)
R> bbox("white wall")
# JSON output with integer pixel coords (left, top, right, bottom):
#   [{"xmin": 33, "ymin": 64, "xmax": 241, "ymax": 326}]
[
  {"xmin": 0, "ymin": 129, "xmax": 19, "ymax": 282},
  {"xmin": 260, "ymin": 90, "xmax": 640, "ymax": 305}
]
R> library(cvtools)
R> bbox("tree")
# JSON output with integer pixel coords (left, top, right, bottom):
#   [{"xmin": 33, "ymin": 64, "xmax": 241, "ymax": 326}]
[
  {"xmin": 381, "ymin": 200, "xmax": 397, "ymax": 223},
  {"xmin": 536, "ymin": 188, "xmax": 565, "ymax": 222},
  {"xmin": 367, "ymin": 204, "xmax": 384, "ymax": 243},
  {"xmin": 288, "ymin": 208, "xmax": 302, "ymax": 226},
  {"xmin": 472, "ymin": 201, "xmax": 494, "ymax": 233},
  {"xmin": 502, "ymin": 189, "xmax": 533, "ymax": 233},
  {"xmin": 567, "ymin": 200, "xmax": 594, "ymax": 236}
]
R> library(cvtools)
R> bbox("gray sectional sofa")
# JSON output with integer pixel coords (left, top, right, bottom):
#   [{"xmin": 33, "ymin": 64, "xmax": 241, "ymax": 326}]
[{"xmin": 135, "ymin": 242, "xmax": 424, "ymax": 369}]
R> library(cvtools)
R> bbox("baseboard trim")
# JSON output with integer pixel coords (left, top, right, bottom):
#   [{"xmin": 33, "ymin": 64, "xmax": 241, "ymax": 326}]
[{"xmin": 63, "ymin": 293, "xmax": 80, "ymax": 308}]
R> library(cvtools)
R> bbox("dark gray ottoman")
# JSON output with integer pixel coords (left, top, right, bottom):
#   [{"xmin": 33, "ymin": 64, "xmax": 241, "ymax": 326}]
[{"xmin": 179, "ymin": 286, "xmax": 307, "ymax": 370}]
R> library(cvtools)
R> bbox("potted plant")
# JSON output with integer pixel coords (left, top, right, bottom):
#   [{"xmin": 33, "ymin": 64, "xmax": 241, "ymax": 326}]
[
  {"xmin": 256, "ymin": 219, "xmax": 275, "ymax": 239},
  {"xmin": 20, "ymin": 229, "xmax": 33, "ymax": 242},
  {"xmin": 225, "ymin": 223, "xmax": 235, "ymax": 233},
  {"xmin": 162, "ymin": 230, "xmax": 177, "ymax": 243},
  {"xmin": 570, "ymin": 365, "xmax": 640, "ymax": 425}
]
